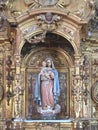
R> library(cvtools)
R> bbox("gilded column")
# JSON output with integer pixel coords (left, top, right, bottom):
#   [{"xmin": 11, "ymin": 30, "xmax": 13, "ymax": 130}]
[
  {"xmin": 82, "ymin": 55, "xmax": 91, "ymax": 118},
  {"xmin": 72, "ymin": 56, "xmax": 83, "ymax": 130},
  {"xmin": 13, "ymin": 26, "xmax": 24, "ymax": 119},
  {"xmin": 72, "ymin": 55, "xmax": 83, "ymax": 118},
  {"xmin": 14, "ymin": 55, "xmax": 24, "ymax": 119}
]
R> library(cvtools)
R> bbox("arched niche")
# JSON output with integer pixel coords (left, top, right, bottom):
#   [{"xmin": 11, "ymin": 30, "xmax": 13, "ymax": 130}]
[{"xmin": 21, "ymin": 33, "xmax": 74, "ymax": 119}]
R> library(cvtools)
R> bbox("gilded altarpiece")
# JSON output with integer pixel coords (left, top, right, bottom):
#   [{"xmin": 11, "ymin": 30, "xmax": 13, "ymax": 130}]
[{"xmin": 0, "ymin": 0, "xmax": 98, "ymax": 129}]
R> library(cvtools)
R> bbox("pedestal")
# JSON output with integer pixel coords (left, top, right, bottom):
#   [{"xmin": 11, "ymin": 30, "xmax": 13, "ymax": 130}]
[
  {"xmin": 37, "ymin": 104, "xmax": 61, "ymax": 120},
  {"xmin": 23, "ymin": 119, "xmax": 74, "ymax": 130}
]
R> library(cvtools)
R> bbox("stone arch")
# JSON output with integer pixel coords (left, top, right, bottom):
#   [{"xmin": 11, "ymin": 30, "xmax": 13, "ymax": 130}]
[{"xmin": 19, "ymin": 30, "xmax": 78, "ymax": 56}]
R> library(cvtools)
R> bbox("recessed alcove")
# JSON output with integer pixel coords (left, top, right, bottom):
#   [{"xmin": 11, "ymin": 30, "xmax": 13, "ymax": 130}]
[
  {"xmin": 20, "ymin": 32, "xmax": 74, "ymax": 120},
  {"xmin": 21, "ymin": 32, "xmax": 74, "ymax": 58}
]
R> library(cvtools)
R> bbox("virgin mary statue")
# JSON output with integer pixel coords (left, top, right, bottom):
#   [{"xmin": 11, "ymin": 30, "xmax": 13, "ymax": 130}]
[{"xmin": 34, "ymin": 58, "xmax": 60, "ymax": 114}]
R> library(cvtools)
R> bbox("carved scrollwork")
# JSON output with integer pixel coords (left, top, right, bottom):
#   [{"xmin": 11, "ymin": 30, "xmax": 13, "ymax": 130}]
[{"xmin": 91, "ymin": 81, "xmax": 98, "ymax": 104}]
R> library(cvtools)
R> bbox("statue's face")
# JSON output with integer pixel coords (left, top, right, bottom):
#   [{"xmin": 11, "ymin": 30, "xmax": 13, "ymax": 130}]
[{"xmin": 47, "ymin": 59, "xmax": 52, "ymax": 67}]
